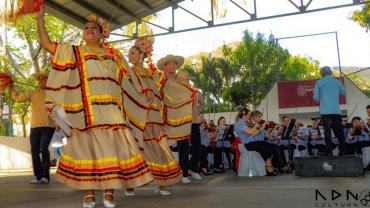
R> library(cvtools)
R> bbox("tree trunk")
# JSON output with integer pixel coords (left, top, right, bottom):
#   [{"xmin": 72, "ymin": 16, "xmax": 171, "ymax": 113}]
[
  {"xmin": 26, "ymin": 37, "xmax": 40, "ymax": 72},
  {"xmin": 21, "ymin": 114, "xmax": 26, "ymax": 137},
  {"xmin": 8, "ymin": 87, "xmax": 13, "ymax": 136},
  {"xmin": 21, "ymin": 103, "xmax": 30, "ymax": 137}
]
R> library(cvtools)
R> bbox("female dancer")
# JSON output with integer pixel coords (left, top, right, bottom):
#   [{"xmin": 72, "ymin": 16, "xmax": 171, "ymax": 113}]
[
  {"xmin": 121, "ymin": 44, "xmax": 182, "ymax": 196},
  {"xmin": 37, "ymin": 7, "xmax": 152, "ymax": 208}
]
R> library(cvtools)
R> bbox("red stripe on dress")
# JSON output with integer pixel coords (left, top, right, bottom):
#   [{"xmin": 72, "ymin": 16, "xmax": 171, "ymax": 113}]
[
  {"xmin": 59, "ymin": 160, "xmax": 147, "ymax": 173},
  {"xmin": 75, "ymin": 46, "xmax": 92, "ymax": 126}
]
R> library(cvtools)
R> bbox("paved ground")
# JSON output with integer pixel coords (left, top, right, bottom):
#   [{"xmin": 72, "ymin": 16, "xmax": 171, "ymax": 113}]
[{"xmin": 1, "ymin": 170, "xmax": 370, "ymax": 208}]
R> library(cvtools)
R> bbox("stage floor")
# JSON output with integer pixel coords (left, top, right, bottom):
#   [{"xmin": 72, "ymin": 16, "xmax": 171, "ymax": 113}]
[{"xmin": 1, "ymin": 170, "xmax": 369, "ymax": 208}]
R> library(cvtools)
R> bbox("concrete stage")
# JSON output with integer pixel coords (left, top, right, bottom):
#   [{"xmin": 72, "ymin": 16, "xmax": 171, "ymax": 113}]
[{"xmin": 1, "ymin": 170, "xmax": 369, "ymax": 208}]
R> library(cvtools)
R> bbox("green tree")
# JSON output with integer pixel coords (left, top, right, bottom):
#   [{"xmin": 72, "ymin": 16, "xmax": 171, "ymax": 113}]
[
  {"xmin": 184, "ymin": 30, "xmax": 322, "ymax": 111},
  {"xmin": 351, "ymin": 3, "xmax": 370, "ymax": 32},
  {"xmin": 0, "ymin": 14, "xmax": 79, "ymax": 136},
  {"xmin": 280, "ymin": 56, "xmax": 321, "ymax": 80},
  {"xmin": 227, "ymin": 31, "xmax": 291, "ymax": 108},
  {"xmin": 183, "ymin": 56, "xmax": 223, "ymax": 104}
]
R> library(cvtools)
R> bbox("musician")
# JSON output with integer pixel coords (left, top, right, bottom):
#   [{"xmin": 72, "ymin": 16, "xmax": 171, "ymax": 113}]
[
  {"xmin": 265, "ymin": 121, "xmax": 291, "ymax": 173},
  {"xmin": 265, "ymin": 121, "xmax": 279, "ymax": 145},
  {"xmin": 293, "ymin": 119, "xmax": 309, "ymax": 152},
  {"xmin": 307, "ymin": 125, "xmax": 315, "ymax": 155},
  {"xmin": 207, "ymin": 122, "xmax": 218, "ymax": 169},
  {"xmin": 234, "ymin": 109, "xmax": 277, "ymax": 176},
  {"xmin": 209, "ymin": 120, "xmax": 216, "ymax": 127},
  {"xmin": 350, "ymin": 117, "xmax": 370, "ymax": 154},
  {"xmin": 199, "ymin": 118, "xmax": 213, "ymax": 175},
  {"xmin": 213, "ymin": 117, "xmax": 233, "ymax": 172},
  {"xmin": 308, "ymin": 118, "xmax": 326, "ymax": 156},
  {"xmin": 313, "ymin": 66, "xmax": 347, "ymax": 156},
  {"xmin": 342, "ymin": 119, "xmax": 354, "ymax": 155},
  {"xmin": 276, "ymin": 116, "xmax": 294, "ymax": 164}
]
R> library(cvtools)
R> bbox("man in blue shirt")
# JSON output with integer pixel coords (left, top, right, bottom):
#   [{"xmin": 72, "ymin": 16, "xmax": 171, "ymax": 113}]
[{"xmin": 313, "ymin": 66, "xmax": 346, "ymax": 156}]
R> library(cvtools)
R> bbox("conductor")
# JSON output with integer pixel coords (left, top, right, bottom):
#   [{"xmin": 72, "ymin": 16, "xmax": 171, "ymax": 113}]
[{"xmin": 313, "ymin": 66, "xmax": 346, "ymax": 156}]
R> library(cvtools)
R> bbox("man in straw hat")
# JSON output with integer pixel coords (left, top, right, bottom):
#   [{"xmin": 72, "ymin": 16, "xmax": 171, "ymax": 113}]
[
  {"xmin": 157, "ymin": 55, "xmax": 184, "ymax": 81},
  {"xmin": 12, "ymin": 71, "xmax": 55, "ymax": 184},
  {"xmin": 158, "ymin": 54, "xmax": 207, "ymax": 181},
  {"xmin": 157, "ymin": 55, "xmax": 196, "ymax": 184},
  {"xmin": 176, "ymin": 70, "xmax": 206, "ymax": 180},
  {"xmin": 313, "ymin": 66, "xmax": 346, "ymax": 156}
]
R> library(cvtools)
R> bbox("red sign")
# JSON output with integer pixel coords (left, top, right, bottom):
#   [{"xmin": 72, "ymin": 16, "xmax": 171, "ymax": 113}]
[{"xmin": 277, "ymin": 78, "xmax": 346, "ymax": 109}]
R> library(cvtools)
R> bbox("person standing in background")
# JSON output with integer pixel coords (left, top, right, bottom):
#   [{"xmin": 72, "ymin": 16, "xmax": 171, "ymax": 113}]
[
  {"xmin": 12, "ymin": 72, "xmax": 55, "ymax": 184},
  {"xmin": 176, "ymin": 71, "xmax": 206, "ymax": 180},
  {"xmin": 199, "ymin": 118, "xmax": 213, "ymax": 175},
  {"xmin": 157, "ymin": 56, "xmax": 194, "ymax": 184}
]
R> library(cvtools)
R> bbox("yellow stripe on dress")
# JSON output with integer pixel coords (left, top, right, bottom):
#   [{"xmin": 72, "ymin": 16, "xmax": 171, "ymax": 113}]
[
  {"xmin": 166, "ymin": 116, "xmax": 192, "ymax": 126},
  {"xmin": 61, "ymin": 154, "xmax": 145, "ymax": 165}
]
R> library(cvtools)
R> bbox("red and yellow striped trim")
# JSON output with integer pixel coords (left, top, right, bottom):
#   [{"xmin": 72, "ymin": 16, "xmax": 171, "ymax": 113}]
[
  {"xmin": 74, "ymin": 123, "xmax": 129, "ymax": 132},
  {"xmin": 146, "ymin": 160, "xmax": 182, "ymax": 181},
  {"xmin": 166, "ymin": 116, "xmax": 192, "ymax": 127},
  {"xmin": 57, "ymin": 154, "xmax": 151, "ymax": 182},
  {"xmin": 126, "ymin": 113, "xmax": 146, "ymax": 130}
]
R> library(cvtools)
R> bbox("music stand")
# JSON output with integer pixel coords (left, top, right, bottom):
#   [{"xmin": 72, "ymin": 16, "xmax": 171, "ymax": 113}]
[
  {"xmin": 282, "ymin": 119, "xmax": 296, "ymax": 163},
  {"xmin": 217, "ymin": 125, "xmax": 235, "ymax": 170}
]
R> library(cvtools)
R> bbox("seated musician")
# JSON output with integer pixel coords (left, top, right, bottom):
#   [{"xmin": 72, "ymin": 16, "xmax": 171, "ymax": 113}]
[
  {"xmin": 265, "ymin": 121, "xmax": 292, "ymax": 173},
  {"xmin": 234, "ymin": 108, "xmax": 277, "ymax": 176},
  {"xmin": 349, "ymin": 116, "xmax": 370, "ymax": 155},
  {"xmin": 293, "ymin": 120, "xmax": 309, "ymax": 152},
  {"xmin": 309, "ymin": 118, "xmax": 326, "ymax": 156},
  {"xmin": 307, "ymin": 125, "xmax": 316, "ymax": 156},
  {"xmin": 276, "ymin": 116, "xmax": 294, "ymax": 164},
  {"xmin": 344, "ymin": 117, "xmax": 362, "ymax": 155},
  {"xmin": 213, "ymin": 117, "xmax": 233, "ymax": 172}
]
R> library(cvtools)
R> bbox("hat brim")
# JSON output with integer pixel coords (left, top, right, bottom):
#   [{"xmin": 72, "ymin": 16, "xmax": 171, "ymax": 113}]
[{"xmin": 157, "ymin": 55, "xmax": 184, "ymax": 70}]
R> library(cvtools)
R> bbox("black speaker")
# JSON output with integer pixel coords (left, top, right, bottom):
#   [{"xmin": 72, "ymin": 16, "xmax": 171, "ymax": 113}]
[{"xmin": 294, "ymin": 156, "xmax": 364, "ymax": 177}]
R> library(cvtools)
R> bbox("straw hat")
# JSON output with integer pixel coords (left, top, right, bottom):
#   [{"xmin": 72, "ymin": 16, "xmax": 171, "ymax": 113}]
[
  {"xmin": 31, "ymin": 71, "xmax": 48, "ymax": 80},
  {"xmin": 156, "ymin": 55, "xmax": 184, "ymax": 70}
]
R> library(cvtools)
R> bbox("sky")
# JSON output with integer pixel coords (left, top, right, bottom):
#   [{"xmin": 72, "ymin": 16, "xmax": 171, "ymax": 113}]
[{"xmin": 112, "ymin": 0, "xmax": 370, "ymax": 69}]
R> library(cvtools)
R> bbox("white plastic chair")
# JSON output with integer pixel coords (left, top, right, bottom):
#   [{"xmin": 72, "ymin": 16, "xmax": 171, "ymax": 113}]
[
  {"xmin": 332, "ymin": 146, "xmax": 339, "ymax": 156},
  {"xmin": 312, "ymin": 149, "xmax": 318, "ymax": 156},
  {"xmin": 362, "ymin": 146, "xmax": 370, "ymax": 168},
  {"xmin": 237, "ymin": 144, "xmax": 266, "ymax": 177},
  {"xmin": 298, "ymin": 149, "xmax": 309, "ymax": 157}
]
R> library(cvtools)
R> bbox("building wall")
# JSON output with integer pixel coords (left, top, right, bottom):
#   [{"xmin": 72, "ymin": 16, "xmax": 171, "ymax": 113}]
[
  {"xmin": 0, "ymin": 136, "xmax": 56, "ymax": 171},
  {"xmin": 257, "ymin": 76, "xmax": 369, "ymax": 126}
]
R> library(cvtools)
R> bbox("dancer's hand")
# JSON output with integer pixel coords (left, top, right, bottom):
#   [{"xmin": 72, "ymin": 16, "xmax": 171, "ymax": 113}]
[{"xmin": 36, "ymin": 4, "xmax": 54, "ymax": 54}]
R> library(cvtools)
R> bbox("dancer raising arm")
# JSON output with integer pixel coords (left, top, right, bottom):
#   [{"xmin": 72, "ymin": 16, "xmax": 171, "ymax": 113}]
[{"xmin": 36, "ymin": 6, "xmax": 152, "ymax": 208}]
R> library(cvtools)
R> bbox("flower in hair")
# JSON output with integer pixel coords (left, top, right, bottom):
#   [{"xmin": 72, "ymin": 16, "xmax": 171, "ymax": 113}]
[
  {"xmin": 134, "ymin": 37, "xmax": 154, "ymax": 63},
  {"xmin": 86, "ymin": 14, "xmax": 111, "ymax": 38}
]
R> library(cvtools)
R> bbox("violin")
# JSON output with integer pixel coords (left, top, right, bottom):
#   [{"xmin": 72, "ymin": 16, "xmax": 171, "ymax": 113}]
[
  {"xmin": 247, "ymin": 120, "xmax": 256, "ymax": 128},
  {"xmin": 265, "ymin": 121, "xmax": 278, "ymax": 130},
  {"xmin": 247, "ymin": 119, "xmax": 266, "ymax": 128},
  {"xmin": 258, "ymin": 120, "xmax": 278, "ymax": 130},
  {"xmin": 207, "ymin": 124, "xmax": 218, "ymax": 133}
]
